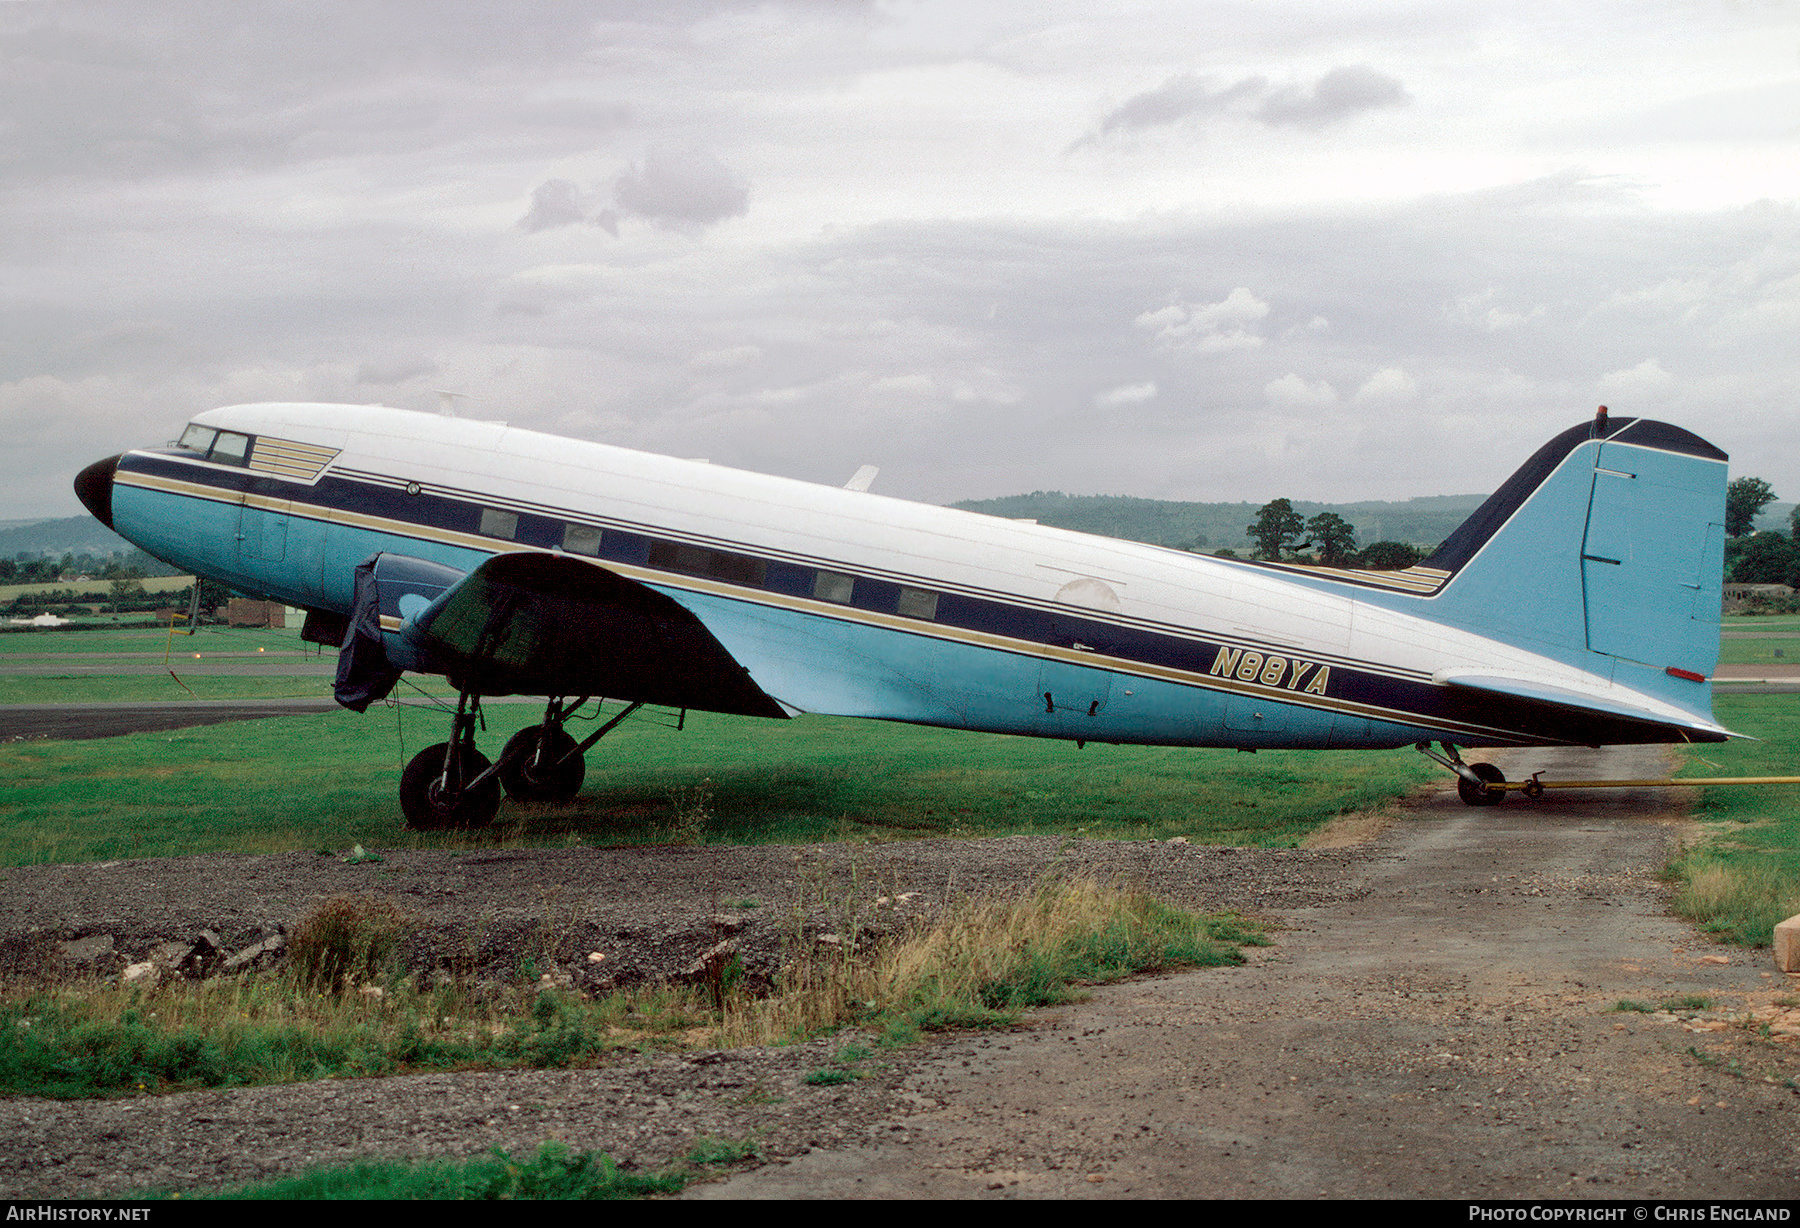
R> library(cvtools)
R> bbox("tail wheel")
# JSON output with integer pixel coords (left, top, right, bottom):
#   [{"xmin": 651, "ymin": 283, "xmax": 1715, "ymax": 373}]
[
  {"xmin": 1457, "ymin": 762, "xmax": 1507, "ymax": 807},
  {"xmin": 400, "ymin": 742, "xmax": 501, "ymax": 829},
  {"xmin": 498, "ymin": 726, "xmax": 586, "ymax": 803}
]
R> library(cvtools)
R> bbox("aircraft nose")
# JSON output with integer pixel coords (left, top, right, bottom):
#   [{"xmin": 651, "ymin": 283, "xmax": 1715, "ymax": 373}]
[{"xmin": 74, "ymin": 455, "xmax": 120, "ymax": 529}]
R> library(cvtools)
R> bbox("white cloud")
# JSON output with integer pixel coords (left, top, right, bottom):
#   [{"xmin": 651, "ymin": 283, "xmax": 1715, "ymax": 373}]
[
  {"xmin": 1447, "ymin": 288, "xmax": 1546, "ymax": 331},
  {"xmin": 1135, "ymin": 288, "xmax": 1270, "ymax": 354},
  {"xmin": 1352, "ymin": 367, "xmax": 1418, "ymax": 407},
  {"xmin": 870, "ymin": 374, "xmax": 937, "ymax": 397},
  {"xmin": 1597, "ymin": 358, "xmax": 1673, "ymax": 401},
  {"xmin": 689, "ymin": 345, "xmax": 762, "ymax": 370},
  {"xmin": 1263, "ymin": 374, "xmax": 1340, "ymax": 411},
  {"xmin": 1095, "ymin": 380, "xmax": 1157, "ymax": 407}
]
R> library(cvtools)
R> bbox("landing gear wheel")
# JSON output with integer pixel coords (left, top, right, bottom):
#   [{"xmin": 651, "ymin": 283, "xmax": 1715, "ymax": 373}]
[
  {"xmin": 1457, "ymin": 762, "xmax": 1507, "ymax": 807},
  {"xmin": 400, "ymin": 742, "xmax": 501, "ymax": 830},
  {"xmin": 498, "ymin": 726, "xmax": 586, "ymax": 803}
]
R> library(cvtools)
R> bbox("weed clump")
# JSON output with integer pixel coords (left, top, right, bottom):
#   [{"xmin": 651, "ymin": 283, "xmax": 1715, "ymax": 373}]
[
  {"xmin": 287, "ymin": 897, "xmax": 418, "ymax": 994},
  {"xmin": 716, "ymin": 875, "xmax": 1264, "ymax": 1048},
  {"xmin": 134, "ymin": 1139, "xmax": 752, "ymax": 1200},
  {"xmin": 1669, "ymin": 852, "xmax": 1800, "ymax": 948}
]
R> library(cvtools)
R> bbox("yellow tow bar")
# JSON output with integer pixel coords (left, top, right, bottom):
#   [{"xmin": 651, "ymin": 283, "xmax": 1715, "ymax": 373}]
[{"xmin": 1504, "ymin": 775, "xmax": 1800, "ymax": 799}]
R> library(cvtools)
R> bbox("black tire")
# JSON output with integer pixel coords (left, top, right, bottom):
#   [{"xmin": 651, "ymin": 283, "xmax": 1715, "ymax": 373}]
[
  {"xmin": 400, "ymin": 742, "xmax": 501, "ymax": 830},
  {"xmin": 498, "ymin": 726, "xmax": 586, "ymax": 803},
  {"xmin": 1456, "ymin": 762, "xmax": 1507, "ymax": 807}
]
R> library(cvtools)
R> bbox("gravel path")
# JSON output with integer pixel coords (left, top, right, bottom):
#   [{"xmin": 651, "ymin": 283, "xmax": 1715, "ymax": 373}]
[
  {"xmin": 0, "ymin": 834, "xmax": 1367, "ymax": 1199},
  {"xmin": 2, "ymin": 744, "xmax": 1796, "ymax": 1200}
]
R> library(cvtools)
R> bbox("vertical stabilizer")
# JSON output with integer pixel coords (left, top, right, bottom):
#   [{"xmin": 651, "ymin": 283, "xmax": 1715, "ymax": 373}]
[{"xmin": 1419, "ymin": 414, "xmax": 1728, "ymax": 710}]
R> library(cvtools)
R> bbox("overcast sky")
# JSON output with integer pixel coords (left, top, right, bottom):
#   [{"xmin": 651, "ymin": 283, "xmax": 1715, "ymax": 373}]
[{"xmin": 4, "ymin": 0, "xmax": 1796, "ymax": 524}]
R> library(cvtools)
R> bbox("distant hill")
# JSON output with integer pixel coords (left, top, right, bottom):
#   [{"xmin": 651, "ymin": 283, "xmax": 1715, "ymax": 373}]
[
  {"xmin": 948, "ymin": 492, "xmax": 1489, "ymax": 554},
  {"xmin": 0, "ymin": 516, "xmax": 139, "ymax": 559}
]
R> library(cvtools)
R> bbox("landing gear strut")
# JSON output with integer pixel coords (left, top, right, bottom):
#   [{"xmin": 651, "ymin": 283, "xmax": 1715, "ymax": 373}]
[
  {"xmin": 1416, "ymin": 741, "xmax": 1508, "ymax": 806},
  {"xmin": 498, "ymin": 697, "xmax": 589, "ymax": 804},
  {"xmin": 399, "ymin": 693, "xmax": 647, "ymax": 829},
  {"xmin": 400, "ymin": 692, "xmax": 502, "ymax": 829}
]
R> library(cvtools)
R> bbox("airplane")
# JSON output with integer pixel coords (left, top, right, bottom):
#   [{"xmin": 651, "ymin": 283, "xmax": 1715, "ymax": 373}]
[{"xmin": 73, "ymin": 403, "xmax": 1731, "ymax": 829}]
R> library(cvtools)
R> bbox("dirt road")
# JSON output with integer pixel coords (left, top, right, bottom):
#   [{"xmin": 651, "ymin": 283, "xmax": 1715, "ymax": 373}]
[
  {"xmin": 3, "ymin": 743, "xmax": 1796, "ymax": 1200},
  {"xmin": 696, "ymin": 745, "xmax": 1800, "ymax": 1199}
]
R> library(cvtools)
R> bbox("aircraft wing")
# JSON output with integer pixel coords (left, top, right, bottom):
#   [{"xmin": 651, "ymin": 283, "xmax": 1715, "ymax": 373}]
[
  {"xmin": 1434, "ymin": 670, "xmax": 1736, "ymax": 741},
  {"xmin": 336, "ymin": 551, "xmax": 789, "ymax": 718}
]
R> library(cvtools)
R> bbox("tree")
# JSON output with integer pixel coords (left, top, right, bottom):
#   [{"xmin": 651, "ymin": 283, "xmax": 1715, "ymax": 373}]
[
  {"xmin": 1728, "ymin": 532, "xmax": 1799, "ymax": 585},
  {"xmin": 1304, "ymin": 512, "xmax": 1357, "ymax": 566},
  {"xmin": 1246, "ymin": 498, "xmax": 1305, "ymax": 560},
  {"xmin": 1358, "ymin": 541, "xmax": 1425, "ymax": 570},
  {"xmin": 1726, "ymin": 476, "xmax": 1777, "ymax": 537}
]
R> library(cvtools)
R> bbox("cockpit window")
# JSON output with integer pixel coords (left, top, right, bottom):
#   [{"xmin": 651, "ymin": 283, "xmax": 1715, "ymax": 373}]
[
  {"xmin": 177, "ymin": 423, "xmax": 252, "ymax": 466},
  {"xmin": 208, "ymin": 431, "xmax": 251, "ymax": 465},
  {"xmin": 178, "ymin": 424, "xmax": 217, "ymax": 454}
]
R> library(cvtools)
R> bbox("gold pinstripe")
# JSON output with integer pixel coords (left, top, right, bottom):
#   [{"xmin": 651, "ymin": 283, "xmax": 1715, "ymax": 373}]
[
  {"xmin": 247, "ymin": 436, "xmax": 340, "ymax": 481},
  {"xmin": 112, "ymin": 466, "xmax": 1564, "ymax": 744}
]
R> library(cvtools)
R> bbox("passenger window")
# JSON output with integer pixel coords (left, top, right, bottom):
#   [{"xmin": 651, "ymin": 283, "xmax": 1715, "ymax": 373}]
[
  {"xmin": 813, "ymin": 571, "xmax": 854, "ymax": 604},
  {"xmin": 208, "ymin": 431, "xmax": 251, "ymax": 466},
  {"xmin": 897, "ymin": 587, "xmax": 939, "ymax": 620},
  {"xmin": 649, "ymin": 541, "xmax": 708, "ymax": 574},
  {"xmin": 707, "ymin": 552, "xmax": 767, "ymax": 587},
  {"xmin": 479, "ymin": 508, "xmax": 519, "ymax": 539},
  {"xmin": 562, "ymin": 524, "xmax": 601, "ymax": 556}
]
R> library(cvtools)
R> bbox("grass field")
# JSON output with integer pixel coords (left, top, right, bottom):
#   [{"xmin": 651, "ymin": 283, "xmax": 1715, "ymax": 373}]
[
  {"xmin": 0, "ymin": 575, "xmax": 195, "ymax": 603},
  {"xmin": 0, "ymin": 701, "xmax": 1436, "ymax": 865},
  {"xmin": 0, "ymin": 621, "xmax": 1443, "ymax": 863},
  {"xmin": 0, "ymin": 625, "xmax": 309, "ymax": 655},
  {"xmin": 1671, "ymin": 694, "xmax": 1800, "ymax": 945},
  {"xmin": 1717, "ymin": 613, "xmax": 1800, "ymax": 667}
]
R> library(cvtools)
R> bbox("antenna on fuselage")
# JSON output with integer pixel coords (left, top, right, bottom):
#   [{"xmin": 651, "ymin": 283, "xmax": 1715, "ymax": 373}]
[{"xmin": 434, "ymin": 390, "xmax": 469, "ymax": 418}]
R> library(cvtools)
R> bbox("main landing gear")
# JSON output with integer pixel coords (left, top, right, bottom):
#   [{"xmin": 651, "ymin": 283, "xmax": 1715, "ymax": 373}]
[
  {"xmin": 399, "ymin": 692, "xmax": 643, "ymax": 830},
  {"xmin": 1416, "ymin": 741, "xmax": 1508, "ymax": 806}
]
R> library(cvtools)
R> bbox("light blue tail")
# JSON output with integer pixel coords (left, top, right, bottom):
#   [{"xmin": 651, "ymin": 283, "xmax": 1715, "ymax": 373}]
[{"xmin": 1416, "ymin": 414, "xmax": 1728, "ymax": 715}]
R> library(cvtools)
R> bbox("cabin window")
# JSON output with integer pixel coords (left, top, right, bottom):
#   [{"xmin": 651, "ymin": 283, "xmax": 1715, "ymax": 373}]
[
  {"xmin": 479, "ymin": 508, "xmax": 519, "ymax": 539},
  {"xmin": 813, "ymin": 571, "xmax": 854, "ymax": 604},
  {"xmin": 562, "ymin": 524, "xmax": 601, "ymax": 556},
  {"xmin": 707, "ymin": 551, "xmax": 767, "ymax": 587},
  {"xmin": 648, "ymin": 541, "xmax": 767, "ymax": 587},
  {"xmin": 897, "ymin": 587, "xmax": 939, "ymax": 620},
  {"xmin": 649, "ymin": 541, "xmax": 708, "ymax": 575}
]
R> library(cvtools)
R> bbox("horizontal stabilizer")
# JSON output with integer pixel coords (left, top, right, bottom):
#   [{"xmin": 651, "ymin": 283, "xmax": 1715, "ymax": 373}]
[{"xmin": 1435, "ymin": 671, "xmax": 1734, "ymax": 741}]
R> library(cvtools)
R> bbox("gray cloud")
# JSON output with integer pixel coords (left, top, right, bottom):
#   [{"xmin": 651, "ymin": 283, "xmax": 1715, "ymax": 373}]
[
  {"xmin": 355, "ymin": 357, "xmax": 441, "ymax": 385},
  {"xmin": 1074, "ymin": 74, "xmax": 1267, "ymax": 148},
  {"xmin": 518, "ymin": 179, "xmax": 588, "ymax": 232},
  {"xmin": 1072, "ymin": 65, "xmax": 1409, "ymax": 150},
  {"xmin": 1255, "ymin": 65, "xmax": 1410, "ymax": 129},
  {"xmin": 613, "ymin": 147, "xmax": 749, "ymax": 232}
]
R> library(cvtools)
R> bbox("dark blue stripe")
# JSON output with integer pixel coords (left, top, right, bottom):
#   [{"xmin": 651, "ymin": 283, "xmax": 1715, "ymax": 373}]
[{"xmin": 119, "ymin": 452, "xmax": 1719, "ymax": 746}]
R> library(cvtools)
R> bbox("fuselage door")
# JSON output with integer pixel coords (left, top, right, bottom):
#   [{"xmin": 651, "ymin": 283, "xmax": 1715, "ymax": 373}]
[{"xmin": 236, "ymin": 485, "xmax": 290, "ymax": 564}]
